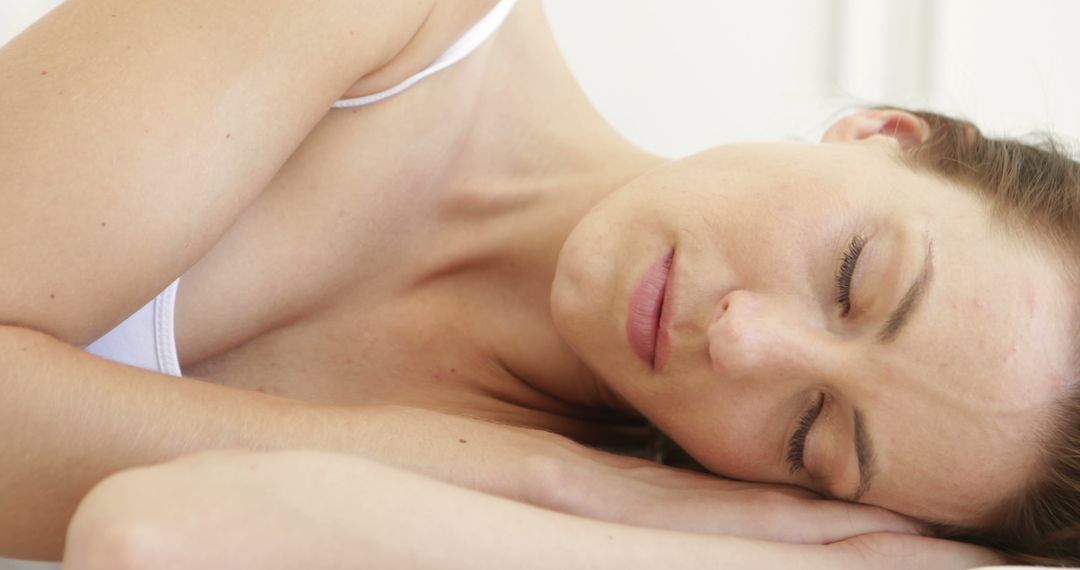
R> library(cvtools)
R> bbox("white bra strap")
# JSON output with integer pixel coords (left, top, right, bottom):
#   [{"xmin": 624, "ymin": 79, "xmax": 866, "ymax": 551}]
[{"xmin": 332, "ymin": 0, "xmax": 519, "ymax": 109}]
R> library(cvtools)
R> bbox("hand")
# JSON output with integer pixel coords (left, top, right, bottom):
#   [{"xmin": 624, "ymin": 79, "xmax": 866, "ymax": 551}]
[
  {"xmin": 527, "ymin": 441, "xmax": 922, "ymax": 544},
  {"xmin": 343, "ymin": 407, "xmax": 918, "ymax": 545},
  {"xmin": 827, "ymin": 532, "xmax": 1006, "ymax": 569}
]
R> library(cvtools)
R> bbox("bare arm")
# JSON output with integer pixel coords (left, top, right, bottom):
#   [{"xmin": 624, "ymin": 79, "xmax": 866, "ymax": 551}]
[
  {"xmin": 0, "ymin": 326, "xmax": 576, "ymax": 560},
  {"xmin": 0, "ymin": 0, "xmax": 542, "ymax": 559},
  {"xmin": 0, "ymin": 0, "xmax": 436, "ymax": 345},
  {"xmin": 63, "ymin": 449, "xmax": 1004, "ymax": 570},
  {"xmin": 0, "ymin": 326, "xmax": 930, "ymax": 561}
]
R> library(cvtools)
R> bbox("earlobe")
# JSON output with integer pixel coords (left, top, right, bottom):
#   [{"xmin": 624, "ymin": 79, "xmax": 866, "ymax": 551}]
[{"xmin": 821, "ymin": 109, "xmax": 931, "ymax": 148}]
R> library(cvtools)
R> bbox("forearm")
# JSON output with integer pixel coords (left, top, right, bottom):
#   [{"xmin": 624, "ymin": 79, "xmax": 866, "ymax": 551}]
[
  {"xmin": 65, "ymin": 450, "xmax": 820, "ymax": 570},
  {"xmin": 0, "ymin": 326, "xmax": 553, "ymax": 560},
  {"xmin": 0, "ymin": 325, "xmax": 339, "ymax": 559},
  {"xmin": 66, "ymin": 450, "xmax": 1004, "ymax": 570}
]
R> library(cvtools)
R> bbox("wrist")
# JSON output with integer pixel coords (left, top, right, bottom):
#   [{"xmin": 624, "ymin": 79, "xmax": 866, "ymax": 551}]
[
  {"xmin": 327, "ymin": 404, "xmax": 584, "ymax": 504},
  {"xmin": 517, "ymin": 441, "xmax": 622, "ymax": 520}
]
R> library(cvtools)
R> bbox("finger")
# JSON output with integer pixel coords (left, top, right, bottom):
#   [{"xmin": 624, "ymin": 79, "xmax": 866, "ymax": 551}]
[
  {"xmin": 830, "ymin": 533, "xmax": 1006, "ymax": 570},
  {"xmin": 630, "ymin": 465, "xmax": 796, "ymax": 492},
  {"xmin": 792, "ymin": 501, "xmax": 924, "ymax": 544}
]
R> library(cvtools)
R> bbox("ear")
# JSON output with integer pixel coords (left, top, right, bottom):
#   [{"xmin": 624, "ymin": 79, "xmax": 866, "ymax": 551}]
[{"xmin": 821, "ymin": 109, "xmax": 931, "ymax": 148}]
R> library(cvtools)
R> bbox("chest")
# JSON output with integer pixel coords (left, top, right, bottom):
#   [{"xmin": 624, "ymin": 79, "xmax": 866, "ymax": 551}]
[
  {"xmin": 169, "ymin": 38, "xmax": 600, "ymax": 430},
  {"xmin": 173, "ymin": 43, "xmax": 494, "ymax": 370}
]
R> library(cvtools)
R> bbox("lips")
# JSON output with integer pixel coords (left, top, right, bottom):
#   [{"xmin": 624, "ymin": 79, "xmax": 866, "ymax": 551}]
[{"xmin": 626, "ymin": 249, "xmax": 674, "ymax": 370}]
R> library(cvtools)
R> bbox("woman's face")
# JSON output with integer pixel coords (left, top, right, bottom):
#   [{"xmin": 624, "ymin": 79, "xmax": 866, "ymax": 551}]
[{"xmin": 550, "ymin": 134, "xmax": 1076, "ymax": 526}]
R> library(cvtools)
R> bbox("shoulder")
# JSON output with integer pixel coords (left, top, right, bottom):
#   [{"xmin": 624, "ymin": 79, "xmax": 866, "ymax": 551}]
[{"xmin": 341, "ymin": 0, "xmax": 513, "ymax": 99}]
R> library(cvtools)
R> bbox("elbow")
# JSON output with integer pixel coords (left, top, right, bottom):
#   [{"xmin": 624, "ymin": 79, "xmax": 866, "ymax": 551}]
[
  {"xmin": 63, "ymin": 472, "xmax": 187, "ymax": 570},
  {"xmin": 63, "ymin": 520, "xmax": 177, "ymax": 570}
]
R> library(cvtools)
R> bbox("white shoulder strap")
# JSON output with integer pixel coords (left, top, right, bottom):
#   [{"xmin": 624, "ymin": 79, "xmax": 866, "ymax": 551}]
[{"xmin": 332, "ymin": 0, "xmax": 519, "ymax": 109}]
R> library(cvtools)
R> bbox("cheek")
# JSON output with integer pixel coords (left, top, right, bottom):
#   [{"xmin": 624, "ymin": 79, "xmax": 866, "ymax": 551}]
[{"xmin": 649, "ymin": 388, "xmax": 784, "ymax": 481}]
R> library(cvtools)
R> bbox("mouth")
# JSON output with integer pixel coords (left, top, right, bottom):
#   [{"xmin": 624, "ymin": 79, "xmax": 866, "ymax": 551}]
[{"xmin": 626, "ymin": 248, "xmax": 675, "ymax": 370}]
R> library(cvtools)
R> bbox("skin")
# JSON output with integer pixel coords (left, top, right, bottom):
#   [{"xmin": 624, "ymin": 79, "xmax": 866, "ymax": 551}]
[
  {"xmin": 135, "ymin": 0, "xmax": 1072, "ymax": 533},
  {"xmin": 549, "ymin": 128, "xmax": 1077, "ymax": 527},
  {"xmin": 2, "ymin": 0, "xmax": 1061, "ymax": 561}
]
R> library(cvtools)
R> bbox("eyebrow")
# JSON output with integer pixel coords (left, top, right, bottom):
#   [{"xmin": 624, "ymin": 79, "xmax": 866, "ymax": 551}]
[
  {"xmin": 876, "ymin": 239, "xmax": 935, "ymax": 344},
  {"xmin": 845, "ymin": 238, "xmax": 934, "ymax": 502},
  {"xmin": 848, "ymin": 407, "xmax": 876, "ymax": 502}
]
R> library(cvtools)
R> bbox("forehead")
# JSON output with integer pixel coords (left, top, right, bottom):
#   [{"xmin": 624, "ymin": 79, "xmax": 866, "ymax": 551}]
[
  {"xmin": 853, "ymin": 167, "xmax": 1077, "ymax": 523},
  {"xmin": 675, "ymin": 141, "xmax": 901, "ymax": 180},
  {"xmin": 664, "ymin": 143, "xmax": 951, "ymax": 219}
]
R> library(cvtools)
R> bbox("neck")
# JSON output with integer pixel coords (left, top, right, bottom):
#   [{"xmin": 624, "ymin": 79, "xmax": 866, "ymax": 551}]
[{"xmin": 427, "ymin": 0, "xmax": 667, "ymax": 414}]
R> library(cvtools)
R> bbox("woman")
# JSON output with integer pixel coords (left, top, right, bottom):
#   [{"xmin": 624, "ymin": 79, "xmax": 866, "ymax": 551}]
[{"xmin": 0, "ymin": 0, "xmax": 1073, "ymax": 567}]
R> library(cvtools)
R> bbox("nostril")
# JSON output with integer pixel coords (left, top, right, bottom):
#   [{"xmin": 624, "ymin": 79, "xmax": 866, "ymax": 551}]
[
  {"xmin": 712, "ymin": 301, "xmax": 728, "ymax": 323},
  {"xmin": 712, "ymin": 289, "xmax": 736, "ymax": 323}
]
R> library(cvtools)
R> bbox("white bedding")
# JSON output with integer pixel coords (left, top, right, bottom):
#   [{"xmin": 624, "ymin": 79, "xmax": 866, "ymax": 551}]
[{"xmin": 0, "ymin": 559, "xmax": 59, "ymax": 569}]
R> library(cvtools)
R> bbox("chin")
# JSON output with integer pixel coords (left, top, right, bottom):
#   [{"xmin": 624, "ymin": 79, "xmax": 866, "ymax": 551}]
[
  {"xmin": 549, "ymin": 284, "xmax": 634, "ymax": 405},
  {"xmin": 551, "ymin": 234, "xmax": 616, "ymax": 340}
]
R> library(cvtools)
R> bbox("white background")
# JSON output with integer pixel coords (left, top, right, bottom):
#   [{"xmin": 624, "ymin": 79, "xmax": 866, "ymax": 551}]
[
  {"xmin": 541, "ymin": 0, "xmax": 1080, "ymax": 156},
  {"xmin": 2, "ymin": 0, "xmax": 1079, "ymax": 567},
  {"xmin": 5, "ymin": 0, "xmax": 1080, "ymax": 157}
]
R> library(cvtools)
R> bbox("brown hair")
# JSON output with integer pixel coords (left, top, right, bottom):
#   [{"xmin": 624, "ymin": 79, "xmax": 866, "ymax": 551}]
[{"xmin": 891, "ymin": 108, "xmax": 1080, "ymax": 566}]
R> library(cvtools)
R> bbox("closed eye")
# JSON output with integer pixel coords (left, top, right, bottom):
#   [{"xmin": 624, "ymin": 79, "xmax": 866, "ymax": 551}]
[
  {"xmin": 787, "ymin": 393, "xmax": 825, "ymax": 475},
  {"xmin": 836, "ymin": 235, "xmax": 866, "ymax": 316}
]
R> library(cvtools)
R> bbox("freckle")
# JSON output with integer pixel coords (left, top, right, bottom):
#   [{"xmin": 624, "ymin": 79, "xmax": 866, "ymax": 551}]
[
  {"xmin": 458, "ymin": 439, "xmax": 467, "ymax": 444},
  {"xmin": 450, "ymin": 368, "xmax": 456, "ymax": 373},
  {"xmin": 225, "ymin": 133, "xmax": 231, "ymax": 139},
  {"xmin": 100, "ymin": 222, "xmax": 107, "ymax": 228},
  {"xmin": 41, "ymin": 70, "xmax": 48, "ymax": 75},
  {"xmin": 256, "ymin": 387, "xmax": 267, "ymax": 393},
  {"xmin": 49, "ymin": 293, "xmax": 55, "ymax": 299}
]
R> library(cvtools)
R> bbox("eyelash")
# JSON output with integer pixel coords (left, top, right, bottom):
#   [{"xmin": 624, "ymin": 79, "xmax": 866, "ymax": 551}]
[
  {"xmin": 784, "ymin": 236, "xmax": 864, "ymax": 477},
  {"xmin": 835, "ymin": 235, "xmax": 867, "ymax": 316},
  {"xmin": 787, "ymin": 393, "xmax": 826, "ymax": 475}
]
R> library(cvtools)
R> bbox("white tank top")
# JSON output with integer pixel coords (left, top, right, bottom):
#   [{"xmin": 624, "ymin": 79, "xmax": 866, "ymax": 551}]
[{"xmin": 85, "ymin": 0, "xmax": 519, "ymax": 376}]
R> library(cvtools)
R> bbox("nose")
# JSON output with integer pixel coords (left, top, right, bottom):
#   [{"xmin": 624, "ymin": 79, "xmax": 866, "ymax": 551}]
[{"xmin": 707, "ymin": 289, "xmax": 820, "ymax": 380}]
